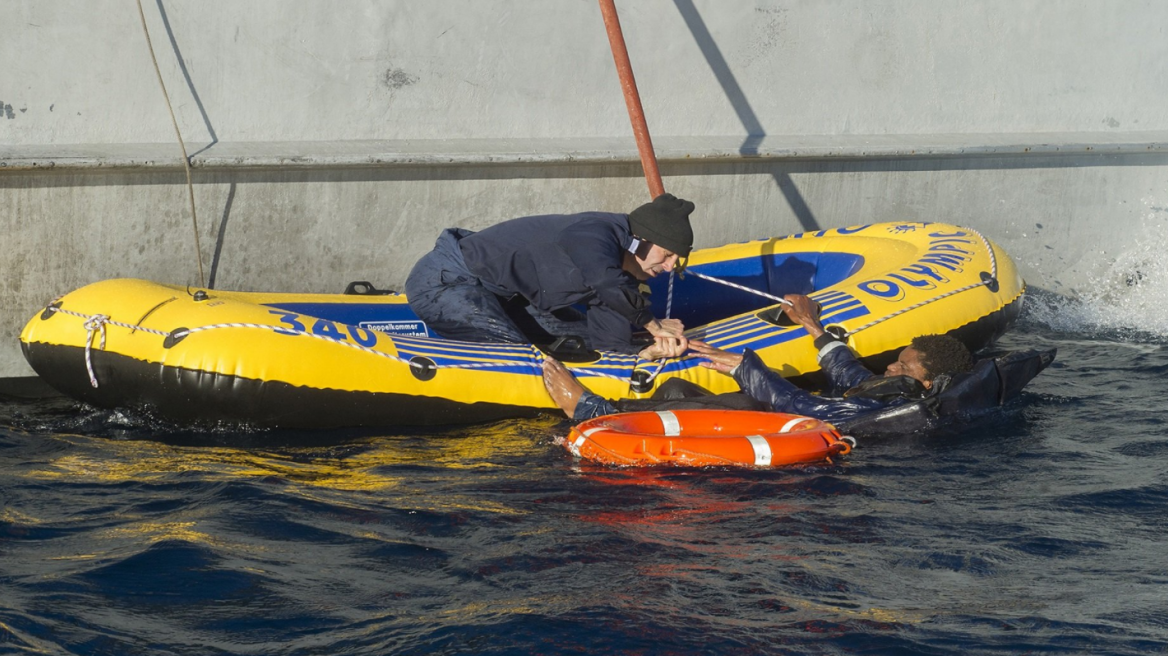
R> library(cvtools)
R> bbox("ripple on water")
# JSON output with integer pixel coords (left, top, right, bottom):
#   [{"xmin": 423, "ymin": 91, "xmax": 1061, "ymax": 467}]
[
  {"xmin": 1056, "ymin": 483, "xmax": 1168, "ymax": 520},
  {"xmin": 4, "ymin": 317, "xmax": 1168, "ymax": 654},
  {"xmin": 72, "ymin": 540, "xmax": 262, "ymax": 604}
]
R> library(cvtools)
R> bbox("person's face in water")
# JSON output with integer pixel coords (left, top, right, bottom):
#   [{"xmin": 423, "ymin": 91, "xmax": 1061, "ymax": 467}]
[
  {"xmin": 628, "ymin": 243, "xmax": 680, "ymax": 280},
  {"xmin": 885, "ymin": 346, "xmax": 933, "ymax": 388}
]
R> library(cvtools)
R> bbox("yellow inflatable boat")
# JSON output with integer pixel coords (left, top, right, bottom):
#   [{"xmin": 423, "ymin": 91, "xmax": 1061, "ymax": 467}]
[{"xmin": 19, "ymin": 222, "xmax": 1024, "ymax": 428}]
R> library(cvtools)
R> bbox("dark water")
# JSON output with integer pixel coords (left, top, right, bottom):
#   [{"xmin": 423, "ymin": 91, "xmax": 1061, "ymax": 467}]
[{"xmin": 3, "ymin": 291, "xmax": 1168, "ymax": 655}]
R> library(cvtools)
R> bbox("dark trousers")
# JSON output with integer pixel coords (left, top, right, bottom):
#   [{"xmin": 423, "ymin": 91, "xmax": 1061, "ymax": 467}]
[{"xmin": 405, "ymin": 229, "xmax": 588, "ymax": 345}]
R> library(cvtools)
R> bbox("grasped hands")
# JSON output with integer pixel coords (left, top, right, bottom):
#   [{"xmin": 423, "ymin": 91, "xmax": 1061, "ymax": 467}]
[{"xmin": 640, "ymin": 294, "xmax": 822, "ymax": 368}]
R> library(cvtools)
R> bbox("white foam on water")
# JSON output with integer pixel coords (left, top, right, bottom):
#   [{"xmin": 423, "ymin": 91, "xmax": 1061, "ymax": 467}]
[{"xmin": 1024, "ymin": 196, "xmax": 1168, "ymax": 341}]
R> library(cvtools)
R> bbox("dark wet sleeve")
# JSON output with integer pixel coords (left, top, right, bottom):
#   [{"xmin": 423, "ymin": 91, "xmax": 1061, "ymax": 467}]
[
  {"xmin": 816, "ymin": 337, "xmax": 878, "ymax": 396},
  {"xmin": 732, "ymin": 348, "xmax": 883, "ymax": 423},
  {"xmin": 573, "ymin": 392, "xmax": 618, "ymax": 422},
  {"xmin": 731, "ymin": 349, "xmax": 807, "ymax": 413},
  {"xmin": 560, "ymin": 222, "xmax": 654, "ymax": 328}
]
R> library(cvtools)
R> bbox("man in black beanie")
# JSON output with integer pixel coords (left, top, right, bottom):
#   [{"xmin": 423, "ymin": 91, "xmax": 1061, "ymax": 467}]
[{"xmin": 405, "ymin": 193, "xmax": 696, "ymax": 359}]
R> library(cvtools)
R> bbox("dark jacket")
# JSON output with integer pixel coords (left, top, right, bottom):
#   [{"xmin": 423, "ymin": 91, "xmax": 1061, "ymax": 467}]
[
  {"xmin": 459, "ymin": 212, "xmax": 654, "ymax": 352},
  {"xmin": 571, "ymin": 336, "xmax": 1056, "ymax": 437},
  {"xmin": 730, "ymin": 340, "xmax": 1057, "ymax": 435},
  {"xmin": 731, "ymin": 340, "xmax": 916, "ymax": 426},
  {"xmin": 571, "ymin": 336, "xmax": 910, "ymax": 423}
]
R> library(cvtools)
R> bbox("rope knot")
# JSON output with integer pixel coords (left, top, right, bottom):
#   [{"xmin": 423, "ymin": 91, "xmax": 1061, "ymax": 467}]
[
  {"xmin": 83, "ymin": 313, "xmax": 110, "ymax": 333},
  {"xmin": 83, "ymin": 314, "xmax": 110, "ymax": 388}
]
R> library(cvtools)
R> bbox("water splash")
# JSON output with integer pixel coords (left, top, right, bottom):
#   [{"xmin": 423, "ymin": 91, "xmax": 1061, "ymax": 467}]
[{"xmin": 1023, "ymin": 198, "xmax": 1168, "ymax": 342}]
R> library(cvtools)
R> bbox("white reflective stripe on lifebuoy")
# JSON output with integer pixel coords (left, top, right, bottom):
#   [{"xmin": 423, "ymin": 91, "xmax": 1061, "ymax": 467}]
[
  {"xmin": 570, "ymin": 435, "xmax": 586, "ymax": 456},
  {"xmin": 572, "ymin": 427, "xmax": 605, "ymax": 456},
  {"xmin": 746, "ymin": 435, "xmax": 772, "ymax": 466},
  {"xmin": 779, "ymin": 417, "xmax": 807, "ymax": 433},
  {"xmin": 656, "ymin": 411, "xmax": 681, "ymax": 436}
]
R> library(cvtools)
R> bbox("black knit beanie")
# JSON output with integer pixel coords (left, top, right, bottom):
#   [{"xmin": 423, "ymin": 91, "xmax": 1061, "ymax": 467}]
[{"xmin": 627, "ymin": 193, "xmax": 695, "ymax": 256}]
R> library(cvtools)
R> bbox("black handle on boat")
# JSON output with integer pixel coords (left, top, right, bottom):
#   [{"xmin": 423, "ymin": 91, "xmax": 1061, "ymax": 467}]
[
  {"xmin": 756, "ymin": 300, "xmax": 821, "ymax": 327},
  {"xmin": 344, "ymin": 281, "xmax": 396, "ymax": 296}
]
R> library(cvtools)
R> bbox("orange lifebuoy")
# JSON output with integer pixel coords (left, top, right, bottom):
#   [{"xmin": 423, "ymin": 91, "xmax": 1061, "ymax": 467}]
[{"xmin": 565, "ymin": 410, "xmax": 854, "ymax": 467}]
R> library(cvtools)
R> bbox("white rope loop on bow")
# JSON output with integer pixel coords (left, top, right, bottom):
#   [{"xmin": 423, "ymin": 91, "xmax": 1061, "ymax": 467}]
[{"xmin": 81, "ymin": 313, "xmax": 110, "ymax": 388}]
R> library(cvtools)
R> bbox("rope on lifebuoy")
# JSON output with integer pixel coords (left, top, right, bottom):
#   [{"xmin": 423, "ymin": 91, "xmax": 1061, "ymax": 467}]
[
  {"xmin": 779, "ymin": 417, "xmax": 812, "ymax": 433},
  {"xmin": 569, "ymin": 412, "xmax": 852, "ymax": 468},
  {"xmin": 576, "ymin": 432, "xmax": 659, "ymax": 465},
  {"xmin": 667, "ymin": 445, "xmax": 743, "ymax": 466}
]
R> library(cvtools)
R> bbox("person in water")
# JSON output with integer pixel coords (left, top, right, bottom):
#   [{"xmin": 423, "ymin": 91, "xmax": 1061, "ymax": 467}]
[
  {"xmin": 405, "ymin": 194, "xmax": 696, "ymax": 360},
  {"xmin": 541, "ymin": 294, "xmax": 975, "ymax": 423}
]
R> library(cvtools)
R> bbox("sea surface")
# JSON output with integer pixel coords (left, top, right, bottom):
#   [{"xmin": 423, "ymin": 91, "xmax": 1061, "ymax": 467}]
[{"xmin": 2, "ymin": 289, "xmax": 1167, "ymax": 656}]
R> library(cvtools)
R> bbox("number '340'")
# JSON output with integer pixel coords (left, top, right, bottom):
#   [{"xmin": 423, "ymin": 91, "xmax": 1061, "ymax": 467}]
[{"xmin": 268, "ymin": 310, "xmax": 378, "ymax": 347}]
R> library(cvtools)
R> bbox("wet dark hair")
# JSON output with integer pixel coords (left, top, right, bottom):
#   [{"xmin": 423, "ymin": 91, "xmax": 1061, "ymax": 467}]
[{"xmin": 911, "ymin": 334, "xmax": 973, "ymax": 380}]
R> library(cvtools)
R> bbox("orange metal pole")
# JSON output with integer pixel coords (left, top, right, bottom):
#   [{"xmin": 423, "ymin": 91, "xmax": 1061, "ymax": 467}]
[{"xmin": 598, "ymin": 0, "xmax": 665, "ymax": 199}]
